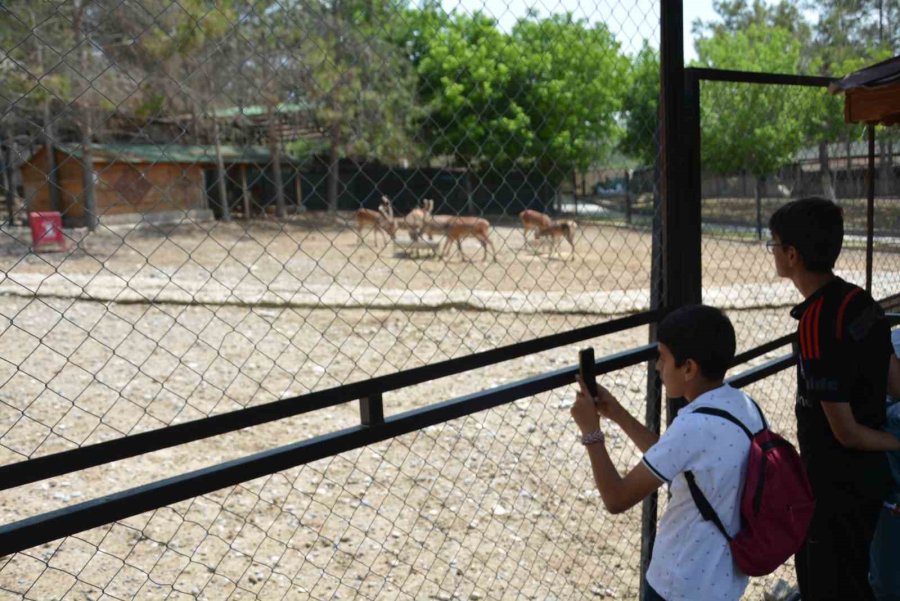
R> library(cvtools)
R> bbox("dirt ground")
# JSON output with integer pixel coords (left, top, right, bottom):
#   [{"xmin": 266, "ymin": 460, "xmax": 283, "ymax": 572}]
[{"xmin": 0, "ymin": 215, "xmax": 898, "ymax": 600}]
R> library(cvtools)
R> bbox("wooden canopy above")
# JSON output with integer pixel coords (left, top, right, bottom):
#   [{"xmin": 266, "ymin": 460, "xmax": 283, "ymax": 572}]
[{"xmin": 829, "ymin": 55, "xmax": 900, "ymax": 126}]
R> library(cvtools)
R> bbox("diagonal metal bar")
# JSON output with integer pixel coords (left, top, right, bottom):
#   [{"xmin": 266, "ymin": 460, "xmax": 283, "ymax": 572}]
[
  {"xmin": 0, "ymin": 343, "xmax": 658, "ymax": 557},
  {"xmin": 0, "ymin": 310, "xmax": 658, "ymax": 491}
]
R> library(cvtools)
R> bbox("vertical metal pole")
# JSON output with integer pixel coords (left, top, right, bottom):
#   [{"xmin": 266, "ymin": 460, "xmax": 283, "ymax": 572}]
[
  {"xmin": 663, "ymin": 71, "xmax": 702, "ymax": 424},
  {"xmin": 359, "ymin": 393, "xmax": 384, "ymax": 427},
  {"xmin": 866, "ymin": 124, "xmax": 875, "ymax": 295},
  {"xmin": 641, "ymin": 2, "xmax": 688, "ymax": 596}
]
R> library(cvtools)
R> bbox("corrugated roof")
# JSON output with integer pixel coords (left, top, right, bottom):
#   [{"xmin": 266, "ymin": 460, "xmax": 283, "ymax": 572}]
[
  {"xmin": 55, "ymin": 143, "xmax": 287, "ymax": 165},
  {"xmin": 829, "ymin": 55, "xmax": 900, "ymax": 92}
]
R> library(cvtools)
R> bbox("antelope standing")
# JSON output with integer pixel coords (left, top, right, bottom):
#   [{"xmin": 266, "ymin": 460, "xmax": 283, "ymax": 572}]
[
  {"xmin": 519, "ymin": 209, "xmax": 553, "ymax": 242},
  {"xmin": 419, "ymin": 203, "xmax": 495, "ymax": 261},
  {"xmin": 354, "ymin": 197, "xmax": 396, "ymax": 246},
  {"xmin": 535, "ymin": 220, "xmax": 577, "ymax": 257}
]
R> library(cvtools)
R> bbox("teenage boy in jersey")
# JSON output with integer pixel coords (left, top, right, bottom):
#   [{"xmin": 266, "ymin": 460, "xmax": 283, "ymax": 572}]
[
  {"xmin": 768, "ymin": 196, "xmax": 900, "ymax": 601},
  {"xmin": 571, "ymin": 305, "xmax": 763, "ymax": 601}
]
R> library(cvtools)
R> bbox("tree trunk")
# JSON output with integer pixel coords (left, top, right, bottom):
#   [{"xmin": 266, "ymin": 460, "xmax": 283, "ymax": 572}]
[
  {"xmin": 212, "ymin": 117, "xmax": 231, "ymax": 221},
  {"xmin": 44, "ymin": 107, "xmax": 61, "ymax": 214},
  {"xmin": 267, "ymin": 105, "xmax": 285, "ymax": 218},
  {"xmin": 755, "ymin": 175, "xmax": 764, "ymax": 240},
  {"xmin": 74, "ymin": 3, "xmax": 97, "ymax": 230},
  {"xmin": 625, "ymin": 169, "xmax": 632, "ymax": 225},
  {"xmin": 1, "ymin": 130, "xmax": 14, "ymax": 226},
  {"xmin": 819, "ymin": 141, "xmax": 835, "ymax": 200},
  {"xmin": 327, "ymin": 129, "xmax": 339, "ymax": 213},
  {"xmin": 465, "ymin": 169, "xmax": 474, "ymax": 216},
  {"xmin": 36, "ymin": 36, "xmax": 61, "ymax": 214},
  {"xmin": 241, "ymin": 164, "xmax": 251, "ymax": 219},
  {"xmin": 294, "ymin": 169, "xmax": 303, "ymax": 211}
]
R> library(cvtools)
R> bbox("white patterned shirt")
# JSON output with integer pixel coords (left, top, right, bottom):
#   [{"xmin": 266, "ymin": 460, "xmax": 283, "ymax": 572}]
[{"xmin": 642, "ymin": 384, "xmax": 764, "ymax": 601}]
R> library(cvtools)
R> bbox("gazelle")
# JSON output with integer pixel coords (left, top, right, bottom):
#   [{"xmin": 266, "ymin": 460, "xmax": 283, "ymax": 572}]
[
  {"xmin": 535, "ymin": 220, "xmax": 577, "ymax": 256},
  {"xmin": 355, "ymin": 197, "xmax": 396, "ymax": 246},
  {"xmin": 519, "ymin": 209, "xmax": 553, "ymax": 242},
  {"xmin": 377, "ymin": 196, "xmax": 433, "ymax": 242},
  {"xmin": 420, "ymin": 202, "xmax": 495, "ymax": 261}
]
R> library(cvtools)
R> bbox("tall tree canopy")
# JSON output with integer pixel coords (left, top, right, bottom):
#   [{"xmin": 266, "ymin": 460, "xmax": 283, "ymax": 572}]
[
  {"xmin": 409, "ymin": 11, "xmax": 628, "ymax": 182},
  {"xmin": 694, "ymin": 22, "xmax": 807, "ymax": 178}
]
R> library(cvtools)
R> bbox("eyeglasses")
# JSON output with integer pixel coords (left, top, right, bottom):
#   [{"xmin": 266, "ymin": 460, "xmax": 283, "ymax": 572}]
[{"xmin": 765, "ymin": 240, "xmax": 789, "ymax": 253}]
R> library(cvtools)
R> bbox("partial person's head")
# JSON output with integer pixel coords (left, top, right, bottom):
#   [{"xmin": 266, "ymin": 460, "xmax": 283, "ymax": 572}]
[
  {"xmin": 656, "ymin": 305, "xmax": 735, "ymax": 400},
  {"xmin": 768, "ymin": 197, "xmax": 844, "ymax": 276}
]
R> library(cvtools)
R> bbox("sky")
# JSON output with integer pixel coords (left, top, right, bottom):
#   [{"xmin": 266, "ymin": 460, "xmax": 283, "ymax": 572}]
[{"xmin": 439, "ymin": 0, "xmax": 721, "ymax": 60}]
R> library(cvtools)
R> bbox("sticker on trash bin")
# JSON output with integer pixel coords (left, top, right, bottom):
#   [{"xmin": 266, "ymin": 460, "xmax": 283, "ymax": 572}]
[{"xmin": 29, "ymin": 212, "xmax": 66, "ymax": 252}]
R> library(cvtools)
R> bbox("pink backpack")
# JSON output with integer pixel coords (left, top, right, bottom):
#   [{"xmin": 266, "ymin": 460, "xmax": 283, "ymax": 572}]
[{"xmin": 685, "ymin": 402, "xmax": 816, "ymax": 577}]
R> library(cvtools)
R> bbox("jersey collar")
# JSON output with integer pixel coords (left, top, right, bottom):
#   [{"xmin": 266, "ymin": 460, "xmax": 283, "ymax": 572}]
[{"xmin": 789, "ymin": 276, "xmax": 845, "ymax": 320}]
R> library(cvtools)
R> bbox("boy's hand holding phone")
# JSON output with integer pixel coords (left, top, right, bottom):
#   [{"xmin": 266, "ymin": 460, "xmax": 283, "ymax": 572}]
[{"xmin": 571, "ymin": 348, "xmax": 624, "ymax": 434}]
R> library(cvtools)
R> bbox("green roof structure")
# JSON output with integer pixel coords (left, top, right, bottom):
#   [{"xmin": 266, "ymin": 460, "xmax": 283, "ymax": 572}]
[{"xmin": 54, "ymin": 143, "xmax": 294, "ymax": 165}]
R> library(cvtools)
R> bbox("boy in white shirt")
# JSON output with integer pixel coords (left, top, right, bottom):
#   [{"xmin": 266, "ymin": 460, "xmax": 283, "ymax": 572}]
[{"xmin": 571, "ymin": 304, "xmax": 763, "ymax": 601}]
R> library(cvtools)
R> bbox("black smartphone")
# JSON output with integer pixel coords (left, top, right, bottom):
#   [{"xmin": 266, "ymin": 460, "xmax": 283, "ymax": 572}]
[{"xmin": 579, "ymin": 347, "xmax": 598, "ymax": 400}]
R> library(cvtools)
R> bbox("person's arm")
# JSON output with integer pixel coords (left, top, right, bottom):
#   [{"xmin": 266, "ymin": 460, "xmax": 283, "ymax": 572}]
[
  {"xmin": 576, "ymin": 375, "xmax": 659, "ymax": 452},
  {"xmin": 821, "ymin": 401, "xmax": 900, "ymax": 451},
  {"xmin": 571, "ymin": 376, "xmax": 664, "ymax": 514},
  {"xmin": 888, "ymin": 354, "xmax": 900, "ymax": 399},
  {"xmin": 582, "ymin": 444, "xmax": 664, "ymax": 514}
]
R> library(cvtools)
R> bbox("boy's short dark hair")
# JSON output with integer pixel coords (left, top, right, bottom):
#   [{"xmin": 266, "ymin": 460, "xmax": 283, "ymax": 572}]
[
  {"xmin": 658, "ymin": 305, "xmax": 735, "ymax": 381},
  {"xmin": 768, "ymin": 196, "xmax": 843, "ymax": 273}
]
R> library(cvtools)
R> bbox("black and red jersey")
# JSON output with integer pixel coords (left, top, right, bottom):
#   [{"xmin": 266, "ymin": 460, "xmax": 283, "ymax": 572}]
[{"xmin": 790, "ymin": 277, "xmax": 891, "ymax": 504}]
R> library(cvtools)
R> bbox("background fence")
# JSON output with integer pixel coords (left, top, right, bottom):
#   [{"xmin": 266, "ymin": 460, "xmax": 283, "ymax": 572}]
[{"xmin": 1, "ymin": 0, "xmax": 899, "ymax": 599}]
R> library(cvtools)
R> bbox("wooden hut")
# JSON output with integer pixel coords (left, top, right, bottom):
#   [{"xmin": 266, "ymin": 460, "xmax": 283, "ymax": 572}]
[{"xmin": 20, "ymin": 143, "xmax": 277, "ymax": 227}]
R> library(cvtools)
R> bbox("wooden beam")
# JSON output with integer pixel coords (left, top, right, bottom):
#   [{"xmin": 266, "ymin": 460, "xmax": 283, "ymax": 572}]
[{"xmin": 845, "ymin": 85, "xmax": 900, "ymax": 125}]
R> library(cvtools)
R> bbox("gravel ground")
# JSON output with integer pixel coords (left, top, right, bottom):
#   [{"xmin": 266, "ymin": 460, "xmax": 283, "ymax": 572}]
[{"xmin": 0, "ymin": 215, "xmax": 897, "ymax": 600}]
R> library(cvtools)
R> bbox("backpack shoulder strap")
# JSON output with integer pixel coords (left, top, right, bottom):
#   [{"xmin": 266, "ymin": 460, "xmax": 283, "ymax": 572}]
[
  {"xmin": 691, "ymin": 407, "xmax": 754, "ymax": 439},
  {"xmin": 684, "ymin": 471, "xmax": 731, "ymax": 541},
  {"xmin": 748, "ymin": 398, "xmax": 768, "ymax": 431}
]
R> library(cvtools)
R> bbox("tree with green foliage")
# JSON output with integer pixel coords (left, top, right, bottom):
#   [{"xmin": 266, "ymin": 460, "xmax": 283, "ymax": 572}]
[
  {"xmin": 408, "ymin": 11, "xmax": 628, "ymax": 186},
  {"xmin": 103, "ymin": 0, "xmax": 240, "ymax": 219},
  {"xmin": 694, "ymin": 22, "xmax": 808, "ymax": 236},
  {"xmin": 620, "ymin": 42, "xmax": 659, "ymax": 167},
  {"xmin": 0, "ymin": 1, "xmax": 118, "ymax": 229},
  {"xmin": 292, "ymin": 0, "xmax": 421, "ymax": 212},
  {"xmin": 809, "ymin": 0, "xmax": 899, "ymax": 192}
]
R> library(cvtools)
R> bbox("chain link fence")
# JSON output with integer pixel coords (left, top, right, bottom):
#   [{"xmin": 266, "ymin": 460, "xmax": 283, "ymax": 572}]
[
  {"xmin": 699, "ymin": 80, "xmax": 900, "ymax": 357},
  {"xmin": 698, "ymin": 79, "xmax": 900, "ymax": 597},
  {"xmin": 1, "ymin": 0, "xmax": 663, "ymax": 598},
  {"xmin": 1, "ymin": 1, "xmax": 898, "ymax": 600}
]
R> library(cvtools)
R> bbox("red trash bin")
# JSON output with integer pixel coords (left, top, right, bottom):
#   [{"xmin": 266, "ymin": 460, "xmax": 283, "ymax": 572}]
[{"xmin": 29, "ymin": 212, "xmax": 66, "ymax": 252}]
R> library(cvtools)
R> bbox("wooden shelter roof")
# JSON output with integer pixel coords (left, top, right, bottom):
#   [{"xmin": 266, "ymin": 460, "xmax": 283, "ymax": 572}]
[{"xmin": 829, "ymin": 55, "xmax": 900, "ymax": 126}]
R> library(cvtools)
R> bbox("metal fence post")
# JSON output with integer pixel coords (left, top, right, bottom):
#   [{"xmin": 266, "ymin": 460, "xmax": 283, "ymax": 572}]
[{"xmin": 640, "ymin": 1, "xmax": 694, "ymax": 595}]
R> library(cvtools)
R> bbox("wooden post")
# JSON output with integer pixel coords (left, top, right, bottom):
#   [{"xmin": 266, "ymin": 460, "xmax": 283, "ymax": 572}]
[{"xmin": 241, "ymin": 163, "xmax": 251, "ymax": 219}]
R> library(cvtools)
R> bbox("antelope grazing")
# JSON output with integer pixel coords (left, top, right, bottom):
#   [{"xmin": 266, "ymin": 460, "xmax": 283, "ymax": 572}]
[
  {"xmin": 421, "ymin": 209, "xmax": 495, "ymax": 261},
  {"xmin": 519, "ymin": 209, "xmax": 553, "ymax": 241},
  {"xmin": 535, "ymin": 220, "xmax": 577, "ymax": 256},
  {"xmin": 355, "ymin": 197, "xmax": 396, "ymax": 246}
]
